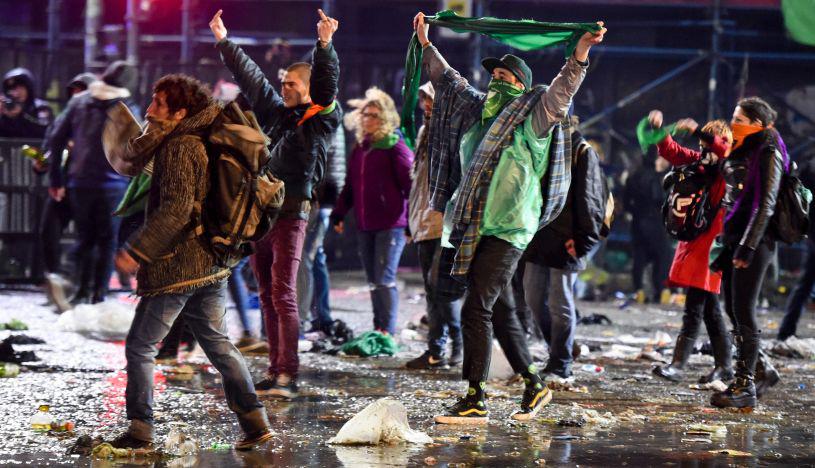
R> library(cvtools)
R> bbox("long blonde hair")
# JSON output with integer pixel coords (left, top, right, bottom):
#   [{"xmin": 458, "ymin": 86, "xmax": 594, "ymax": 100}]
[{"xmin": 344, "ymin": 87, "xmax": 400, "ymax": 144}]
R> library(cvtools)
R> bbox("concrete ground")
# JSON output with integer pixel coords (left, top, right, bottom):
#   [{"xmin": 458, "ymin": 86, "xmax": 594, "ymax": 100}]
[{"xmin": 1, "ymin": 270, "xmax": 814, "ymax": 467}]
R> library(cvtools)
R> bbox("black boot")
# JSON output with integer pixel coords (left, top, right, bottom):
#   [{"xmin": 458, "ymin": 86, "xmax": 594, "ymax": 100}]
[
  {"xmin": 68, "ymin": 289, "xmax": 91, "ymax": 306},
  {"xmin": 754, "ymin": 349, "xmax": 780, "ymax": 399},
  {"xmin": 699, "ymin": 329, "xmax": 734, "ymax": 384},
  {"xmin": 653, "ymin": 335, "xmax": 693, "ymax": 382},
  {"xmin": 710, "ymin": 333, "xmax": 758, "ymax": 409}
]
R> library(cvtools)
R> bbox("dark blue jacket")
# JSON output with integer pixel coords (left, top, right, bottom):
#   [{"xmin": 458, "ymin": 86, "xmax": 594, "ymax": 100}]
[{"xmin": 46, "ymin": 81, "xmax": 135, "ymax": 189}]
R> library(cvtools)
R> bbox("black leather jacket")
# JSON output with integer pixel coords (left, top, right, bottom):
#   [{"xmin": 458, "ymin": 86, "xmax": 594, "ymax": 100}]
[
  {"xmin": 721, "ymin": 129, "xmax": 784, "ymax": 262},
  {"xmin": 217, "ymin": 38, "xmax": 341, "ymax": 217}
]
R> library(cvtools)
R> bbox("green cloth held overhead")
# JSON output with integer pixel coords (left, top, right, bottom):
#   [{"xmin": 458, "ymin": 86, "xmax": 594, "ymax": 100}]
[
  {"xmin": 782, "ymin": 0, "xmax": 815, "ymax": 47},
  {"xmin": 400, "ymin": 9, "xmax": 600, "ymax": 148},
  {"xmin": 635, "ymin": 116, "xmax": 678, "ymax": 154},
  {"xmin": 340, "ymin": 331, "xmax": 399, "ymax": 357}
]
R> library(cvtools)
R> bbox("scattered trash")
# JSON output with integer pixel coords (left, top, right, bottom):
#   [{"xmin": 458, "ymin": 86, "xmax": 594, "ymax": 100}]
[
  {"xmin": 68, "ymin": 435, "xmax": 103, "ymax": 456},
  {"xmin": 459, "ymin": 435, "xmax": 473, "ymax": 441},
  {"xmin": 557, "ymin": 419, "xmax": 585, "ymax": 427},
  {"xmin": 690, "ymin": 380, "xmax": 728, "ymax": 392},
  {"xmin": 164, "ymin": 423, "xmax": 199, "ymax": 456},
  {"xmin": 580, "ymin": 364, "xmax": 604, "ymax": 374},
  {"xmin": 327, "ymin": 398, "xmax": 432, "ymax": 445},
  {"xmin": 2, "ymin": 334, "xmax": 45, "ymax": 345},
  {"xmin": 570, "ymin": 403, "xmax": 616, "ymax": 427},
  {"xmin": 681, "ymin": 437, "xmax": 712, "ymax": 443},
  {"xmin": 0, "ymin": 362, "xmax": 20, "ymax": 377},
  {"xmin": 602, "ymin": 344, "xmax": 641, "ymax": 360},
  {"xmin": 0, "ymin": 340, "xmax": 40, "ymax": 364},
  {"xmin": 340, "ymin": 331, "xmax": 398, "ymax": 357},
  {"xmin": 0, "ymin": 319, "xmax": 29, "ymax": 331},
  {"xmin": 798, "ymin": 383, "xmax": 806, "ymax": 391},
  {"xmin": 92, "ymin": 442, "xmax": 151, "ymax": 459},
  {"xmin": 400, "ymin": 328, "xmax": 421, "ymax": 342},
  {"xmin": 30, "ymin": 404, "xmax": 55, "ymax": 432},
  {"xmin": 57, "ymin": 301, "xmax": 136, "ymax": 340},
  {"xmin": 546, "ymin": 379, "xmax": 588, "ymax": 393},
  {"xmin": 210, "ymin": 442, "xmax": 232, "ymax": 451},
  {"xmin": 686, "ymin": 423, "xmax": 727, "ymax": 438},
  {"xmin": 50, "ymin": 420, "xmax": 75, "ymax": 432},
  {"xmin": 298, "ymin": 339, "xmax": 314, "ymax": 353},
  {"xmin": 769, "ymin": 337, "xmax": 815, "ymax": 360},
  {"xmin": 577, "ymin": 314, "xmax": 613, "ymax": 325},
  {"xmin": 710, "ymin": 449, "xmax": 752, "ymax": 457},
  {"xmin": 424, "ymin": 456, "xmax": 437, "ymax": 465}
]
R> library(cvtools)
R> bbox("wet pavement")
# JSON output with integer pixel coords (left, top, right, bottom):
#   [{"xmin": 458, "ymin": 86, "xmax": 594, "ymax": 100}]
[{"xmin": 1, "ymin": 272, "xmax": 815, "ymax": 467}]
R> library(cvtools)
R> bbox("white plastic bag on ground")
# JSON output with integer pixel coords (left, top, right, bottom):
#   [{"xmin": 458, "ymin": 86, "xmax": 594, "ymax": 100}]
[
  {"xmin": 56, "ymin": 300, "xmax": 135, "ymax": 340},
  {"xmin": 328, "ymin": 398, "xmax": 432, "ymax": 445},
  {"xmin": 488, "ymin": 340, "xmax": 515, "ymax": 380}
]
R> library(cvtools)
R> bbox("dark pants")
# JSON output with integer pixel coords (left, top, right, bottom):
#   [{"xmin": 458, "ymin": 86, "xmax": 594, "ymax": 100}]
[
  {"xmin": 357, "ymin": 228, "xmax": 406, "ymax": 335},
  {"xmin": 779, "ymin": 240, "xmax": 815, "ymax": 340},
  {"xmin": 416, "ymin": 238, "xmax": 462, "ymax": 358},
  {"xmin": 125, "ymin": 280, "xmax": 262, "ymax": 423},
  {"xmin": 631, "ymin": 223, "xmax": 673, "ymax": 301},
  {"xmin": 251, "ymin": 217, "xmax": 307, "ymax": 378},
  {"xmin": 461, "ymin": 236, "xmax": 531, "ymax": 383},
  {"xmin": 722, "ymin": 241, "xmax": 775, "ymax": 373},
  {"xmin": 68, "ymin": 187, "xmax": 125, "ymax": 296},
  {"xmin": 681, "ymin": 287, "xmax": 730, "ymax": 343},
  {"xmin": 39, "ymin": 196, "xmax": 72, "ymax": 274},
  {"xmin": 511, "ymin": 260, "xmax": 539, "ymax": 338}
]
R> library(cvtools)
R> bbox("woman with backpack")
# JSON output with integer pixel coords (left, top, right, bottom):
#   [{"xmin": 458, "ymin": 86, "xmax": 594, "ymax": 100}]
[
  {"xmin": 646, "ymin": 113, "xmax": 734, "ymax": 385},
  {"xmin": 331, "ymin": 87, "xmax": 414, "ymax": 335}
]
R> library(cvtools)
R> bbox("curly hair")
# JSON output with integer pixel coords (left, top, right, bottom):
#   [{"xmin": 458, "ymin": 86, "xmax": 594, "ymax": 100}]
[
  {"xmin": 344, "ymin": 87, "xmax": 400, "ymax": 143},
  {"xmin": 153, "ymin": 74, "xmax": 212, "ymax": 118}
]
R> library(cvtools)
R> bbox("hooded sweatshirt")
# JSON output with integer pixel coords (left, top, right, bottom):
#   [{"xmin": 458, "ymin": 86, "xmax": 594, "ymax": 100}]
[
  {"xmin": 0, "ymin": 68, "xmax": 53, "ymax": 138},
  {"xmin": 46, "ymin": 80, "xmax": 135, "ymax": 189}
]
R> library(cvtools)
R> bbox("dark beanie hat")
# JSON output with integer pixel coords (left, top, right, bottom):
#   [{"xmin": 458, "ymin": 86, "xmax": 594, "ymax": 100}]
[{"xmin": 102, "ymin": 61, "xmax": 138, "ymax": 92}]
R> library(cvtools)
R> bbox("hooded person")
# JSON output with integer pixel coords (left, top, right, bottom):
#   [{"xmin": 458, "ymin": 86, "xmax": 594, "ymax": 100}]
[
  {"xmin": 412, "ymin": 12, "xmax": 606, "ymax": 425},
  {"xmin": 45, "ymin": 60, "xmax": 140, "ymax": 306},
  {"xmin": 0, "ymin": 67, "xmax": 53, "ymax": 138}
]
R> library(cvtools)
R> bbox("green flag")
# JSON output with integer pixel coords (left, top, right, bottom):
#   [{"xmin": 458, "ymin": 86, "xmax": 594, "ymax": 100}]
[
  {"xmin": 782, "ymin": 0, "xmax": 815, "ymax": 47},
  {"xmin": 636, "ymin": 117, "xmax": 678, "ymax": 154},
  {"xmin": 400, "ymin": 10, "xmax": 601, "ymax": 149}
]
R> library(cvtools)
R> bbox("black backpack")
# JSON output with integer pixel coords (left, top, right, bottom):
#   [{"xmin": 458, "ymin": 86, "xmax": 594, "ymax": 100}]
[
  {"xmin": 662, "ymin": 164, "xmax": 720, "ymax": 241},
  {"xmin": 770, "ymin": 159, "xmax": 811, "ymax": 244}
]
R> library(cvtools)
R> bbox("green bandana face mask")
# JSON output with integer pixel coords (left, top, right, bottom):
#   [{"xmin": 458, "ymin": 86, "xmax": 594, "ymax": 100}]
[{"xmin": 482, "ymin": 79, "xmax": 524, "ymax": 122}]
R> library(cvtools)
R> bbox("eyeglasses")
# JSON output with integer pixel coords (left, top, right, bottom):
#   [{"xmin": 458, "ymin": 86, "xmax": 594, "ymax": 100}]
[{"xmin": 361, "ymin": 112, "xmax": 381, "ymax": 120}]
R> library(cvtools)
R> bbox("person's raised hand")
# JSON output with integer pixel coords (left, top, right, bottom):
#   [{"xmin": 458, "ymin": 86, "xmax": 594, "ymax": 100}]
[
  {"xmin": 413, "ymin": 12, "xmax": 430, "ymax": 46},
  {"xmin": 648, "ymin": 110, "xmax": 664, "ymax": 128},
  {"xmin": 675, "ymin": 118, "xmax": 699, "ymax": 134},
  {"xmin": 317, "ymin": 9, "xmax": 339, "ymax": 45},
  {"xmin": 574, "ymin": 21, "xmax": 607, "ymax": 62},
  {"xmin": 209, "ymin": 9, "xmax": 228, "ymax": 42}
]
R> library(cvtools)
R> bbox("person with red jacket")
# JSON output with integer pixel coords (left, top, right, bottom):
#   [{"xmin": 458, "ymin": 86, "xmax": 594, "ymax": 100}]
[{"xmin": 647, "ymin": 111, "xmax": 734, "ymax": 384}]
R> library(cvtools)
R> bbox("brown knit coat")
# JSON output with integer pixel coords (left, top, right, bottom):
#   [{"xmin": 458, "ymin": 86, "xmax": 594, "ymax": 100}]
[{"xmin": 124, "ymin": 102, "xmax": 230, "ymax": 296}]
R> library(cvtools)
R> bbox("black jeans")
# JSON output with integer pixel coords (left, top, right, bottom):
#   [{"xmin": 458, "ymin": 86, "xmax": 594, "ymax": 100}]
[
  {"xmin": 69, "ymin": 187, "xmax": 126, "ymax": 295},
  {"xmin": 721, "ymin": 240, "xmax": 775, "ymax": 373},
  {"xmin": 460, "ymin": 236, "xmax": 532, "ymax": 383},
  {"xmin": 779, "ymin": 240, "xmax": 815, "ymax": 340},
  {"xmin": 681, "ymin": 287, "xmax": 729, "ymax": 344},
  {"xmin": 631, "ymin": 224, "xmax": 673, "ymax": 301},
  {"xmin": 39, "ymin": 196, "xmax": 72, "ymax": 274},
  {"xmin": 416, "ymin": 239, "xmax": 462, "ymax": 358}
]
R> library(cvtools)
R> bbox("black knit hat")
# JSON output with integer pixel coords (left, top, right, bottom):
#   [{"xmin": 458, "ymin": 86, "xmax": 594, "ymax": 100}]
[
  {"xmin": 102, "ymin": 61, "xmax": 138, "ymax": 92},
  {"xmin": 481, "ymin": 54, "xmax": 532, "ymax": 90}
]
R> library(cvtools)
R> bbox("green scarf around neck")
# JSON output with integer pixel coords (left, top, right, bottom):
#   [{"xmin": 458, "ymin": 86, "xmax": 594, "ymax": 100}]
[
  {"xmin": 482, "ymin": 79, "xmax": 524, "ymax": 122},
  {"xmin": 400, "ymin": 9, "xmax": 601, "ymax": 149}
]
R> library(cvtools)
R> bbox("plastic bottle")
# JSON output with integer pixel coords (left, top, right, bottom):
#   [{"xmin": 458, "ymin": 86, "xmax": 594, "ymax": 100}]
[
  {"xmin": 31, "ymin": 405, "xmax": 55, "ymax": 431},
  {"xmin": 581, "ymin": 364, "xmax": 604, "ymax": 374},
  {"xmin": 0, "ymin": 362, "xmax": 20, "ymax": 378}
]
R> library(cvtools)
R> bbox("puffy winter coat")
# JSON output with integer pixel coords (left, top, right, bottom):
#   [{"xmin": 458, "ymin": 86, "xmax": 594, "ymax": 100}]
[{"xmin": 0, "ymin": 68, "xmax": 53, "ymax": 138}]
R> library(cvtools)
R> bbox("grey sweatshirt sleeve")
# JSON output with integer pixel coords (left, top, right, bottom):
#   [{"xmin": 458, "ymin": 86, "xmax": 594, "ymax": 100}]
[{"xmin": 531, "ymin": 56, "xmax": 588, "ymax": 137}]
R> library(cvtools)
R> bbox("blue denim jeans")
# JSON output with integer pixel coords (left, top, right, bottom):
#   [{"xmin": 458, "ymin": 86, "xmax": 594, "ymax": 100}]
[
  {"xmin": 524, "ymin": 262, "xmax": 578, "ymax": 374},
  {"xmin": 416, "ymin": 239, "xmax": 462, "ymax": 357},
  {"xmin": 125, "ymin": 279, "xmax": 263, "ymax": 423},
  {"xmin": 229, "ymin": 257, "xmax": 252, "ymax": 334},
  {"xmin": 357, "ymin": 228, "xmax": 406, "ymax": 335},
  {"xmin": 297, "ymin": 207, "xmax": 333, "ymax": 330}
]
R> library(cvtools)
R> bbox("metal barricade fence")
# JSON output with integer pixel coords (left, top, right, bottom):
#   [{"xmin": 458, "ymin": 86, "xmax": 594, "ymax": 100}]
[{"xmin": 0, "ymin": 138, "xmax": 49, "ymax": 282}]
